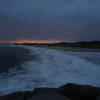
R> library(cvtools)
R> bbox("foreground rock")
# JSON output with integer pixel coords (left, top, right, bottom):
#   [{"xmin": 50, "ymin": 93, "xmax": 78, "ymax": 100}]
[
  {"xmin": 0, "ymin": 83, "xmax": 100, "ymax": 100},
  {"xmin": 58, "ymin": 83, "xmax": 100, "ymax": 100},
  {"xmin": 29, "ymin": 91, "xmax": 71, "ymax": 100}
]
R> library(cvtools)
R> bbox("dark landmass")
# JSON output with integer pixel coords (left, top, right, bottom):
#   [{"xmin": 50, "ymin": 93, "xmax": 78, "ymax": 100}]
[
  {"xmin": 0, "ymin": 83, "xmax": 100, "ymax": 100},
  {"xmin": 0, "ymin": 46, "xmax": 35, "ymax": 73},
  {"xmin": 8, "ymin": 41, "xmax": 100, "ymax": 49}
]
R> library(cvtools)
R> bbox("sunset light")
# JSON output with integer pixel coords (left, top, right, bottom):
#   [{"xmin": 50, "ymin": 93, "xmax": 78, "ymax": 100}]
[
  {"xmin": 0, "ymin": 40, "xmax": 57, "ymax": 44},
  {"xmin": 0, "ymin": 0, "xmax": 100, "ymax": 98}
]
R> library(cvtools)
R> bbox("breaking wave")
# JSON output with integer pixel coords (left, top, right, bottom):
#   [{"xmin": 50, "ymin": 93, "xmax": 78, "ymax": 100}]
[{"xmin": 0, "ymin": 45, "xmax": 100, "ymax": 95}]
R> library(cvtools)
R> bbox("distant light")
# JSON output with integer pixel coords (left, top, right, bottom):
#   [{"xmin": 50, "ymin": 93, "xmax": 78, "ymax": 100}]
[{"xmin": 0, "ymin": 39, "xmax": 59, "ymax": 44}]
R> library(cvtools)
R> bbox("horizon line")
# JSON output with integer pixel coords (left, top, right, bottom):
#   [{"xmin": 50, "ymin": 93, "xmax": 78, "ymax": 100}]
[{"xmin": 0, "ymin": 40, "xmax": 100, "ymax": 44}]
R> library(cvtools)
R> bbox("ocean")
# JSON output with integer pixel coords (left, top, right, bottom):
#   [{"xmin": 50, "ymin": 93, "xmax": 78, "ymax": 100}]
[{"xmin": 0, "ymin": 44, "xmax": 100, "ymax": 95}]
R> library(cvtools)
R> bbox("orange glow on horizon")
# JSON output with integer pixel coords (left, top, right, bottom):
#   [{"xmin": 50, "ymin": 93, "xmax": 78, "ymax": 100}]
[{"xmin": 0, "ymin": 40, "xmax": 57, "ymax": 44}]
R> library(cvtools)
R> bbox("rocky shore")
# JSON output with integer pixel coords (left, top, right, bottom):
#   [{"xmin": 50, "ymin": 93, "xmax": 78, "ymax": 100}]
[{"xmin": 0, "ymin": 83, "xmax": 100, "ymax": 100}]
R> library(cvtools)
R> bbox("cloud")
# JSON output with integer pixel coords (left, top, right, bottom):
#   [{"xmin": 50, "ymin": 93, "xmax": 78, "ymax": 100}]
[{"xmin": 0, "ymin": 0, "xmax": 100, "ymax": 41}]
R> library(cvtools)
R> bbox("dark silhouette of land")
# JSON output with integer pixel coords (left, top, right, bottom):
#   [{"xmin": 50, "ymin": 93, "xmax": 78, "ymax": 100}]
[{"xmin": 8, "ymin": 41, "xmax": 100, "ymax": 49}]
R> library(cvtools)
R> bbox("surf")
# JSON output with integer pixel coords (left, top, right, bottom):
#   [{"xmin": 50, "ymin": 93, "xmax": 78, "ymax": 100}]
[{"xmin": 0, "ymin": 45, "xmax": 100, "ymax": 95}]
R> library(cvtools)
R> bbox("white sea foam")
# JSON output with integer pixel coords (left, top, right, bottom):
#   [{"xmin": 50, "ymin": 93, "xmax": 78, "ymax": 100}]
[{"xmin": 0, "ymin": 45, "xmax": 100, "ymax": 95}]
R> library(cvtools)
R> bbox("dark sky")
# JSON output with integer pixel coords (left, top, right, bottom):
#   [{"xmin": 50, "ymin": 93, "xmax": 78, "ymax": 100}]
[{"xmin": 0, "ymin": 0, "xmax": 100, "ymax": 42}]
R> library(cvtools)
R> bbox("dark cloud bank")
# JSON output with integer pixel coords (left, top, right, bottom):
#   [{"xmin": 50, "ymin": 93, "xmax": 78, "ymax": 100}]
[{"xmin": 0, "ymin": 0, "xmax": 100, "ymax": 42}]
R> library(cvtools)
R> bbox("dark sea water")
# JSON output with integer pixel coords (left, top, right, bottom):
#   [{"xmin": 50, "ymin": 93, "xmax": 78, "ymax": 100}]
[
  {"xmin": 0, "ymin": 45, "xmax": 100, "ymax": 96},
  {"xmin": 0, "ymin": 45, "xmax": 34, "ymax": 73}
]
